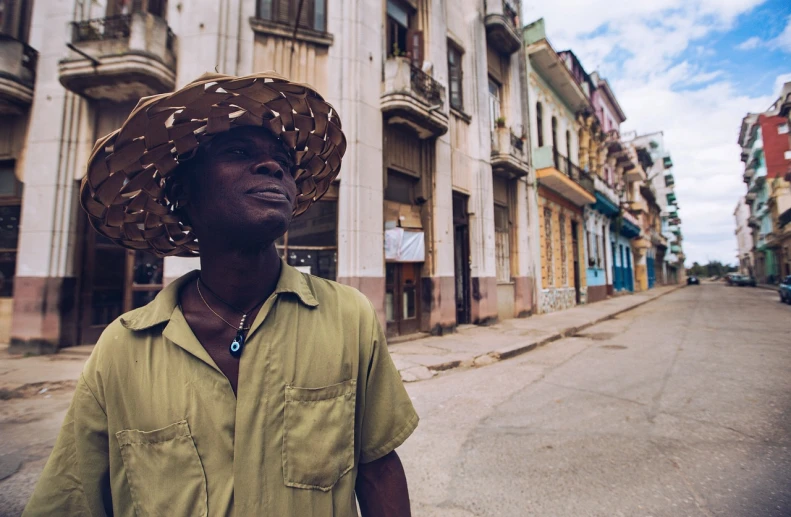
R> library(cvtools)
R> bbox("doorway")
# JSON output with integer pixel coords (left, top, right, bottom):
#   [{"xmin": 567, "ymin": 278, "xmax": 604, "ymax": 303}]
[
  {"xmin": 571, "ymin": 221, "xmax": 581, "ymax": 304},
  {"xmin": 79, "ymin": 229, "xmax": 163, "ymax": 344},
  {"xmin": 385, "ymin": 263, "xmax": 421, "ymax": 338},
  {"xmin": 453, "ymin": 193, "xmax": 471, "ymax": 325}
]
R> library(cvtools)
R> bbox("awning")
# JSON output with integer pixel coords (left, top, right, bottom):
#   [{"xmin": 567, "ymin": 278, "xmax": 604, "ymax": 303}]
[{"xmin": 593, "ymin": 191, "xmax": 619, "ymax": 217}]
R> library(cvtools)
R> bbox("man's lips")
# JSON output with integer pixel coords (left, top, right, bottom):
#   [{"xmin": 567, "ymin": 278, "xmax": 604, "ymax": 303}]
[{"xmin": 245, "ymin": 186, "xmax": 291, "ymax": 202}]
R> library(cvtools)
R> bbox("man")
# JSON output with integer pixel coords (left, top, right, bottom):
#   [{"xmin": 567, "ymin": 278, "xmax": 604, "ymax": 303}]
[{"xmin": 23, "ymin": 72, "xmax": 418, "ymax": 516}]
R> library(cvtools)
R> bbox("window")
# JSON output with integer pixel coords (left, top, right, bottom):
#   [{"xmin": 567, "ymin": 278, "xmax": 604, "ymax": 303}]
[
  {"xmin": 536, "ymin": 102, "xmax": 544, "ymax": 147},
  {"xmin": 384, "ymin": 170, "xmax": 418, "ymax": 204},
  {"xmin": 448, "ymin": 43, "xmax": 464, "ymax": 111},
  {"xmin": 494, "ymin": 204, "xmax": 510, "ymax": 283},
  {"xmin": 785, "ymin": 150, "xmax": 791, "ymax": 161},
  {"xmin": 551, "ymin": 116, "xmax": 558, "ymax": 166},
  {"xmin": 276, "ymin": 198, "xmax": 338, "ymax": 280},
  {"xmin": 0, "ymin": 161, "xmax": 21, "ymax": 298},
  {"xmin": 257, "ymin": 0, "xmax": 327, "ymax": 32},
  {"xmin": 488, "ymin": 77, "xmax": 501, "ymax": 134},
  {"xmin": 565, "ymin": 130, "xmax": 572, "ymax": 175},
  {"xmin": 386, "ymin": 0, "xmax": 412, "ymax": 57},
  {"xmin": 779, "ymin": 123, "xmax": 789, "ymax": 135},
  {"xmin": 544, "ymin": 208, "xmax": 553, "ymax": 286}
]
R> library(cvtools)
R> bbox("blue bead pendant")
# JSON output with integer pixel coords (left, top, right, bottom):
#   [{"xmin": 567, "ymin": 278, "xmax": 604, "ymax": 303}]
[{"xmin": 229, "ymin": 331, "xmax": 244, "ymax": 358}]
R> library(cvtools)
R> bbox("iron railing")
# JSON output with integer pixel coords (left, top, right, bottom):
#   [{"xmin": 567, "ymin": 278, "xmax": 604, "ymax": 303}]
[
  {"xmin": 410, "ymin": 64, "xmax": 444, "ymax": 107},
  {"xmin": 553, "ymin": 152, "xmax": 581, "ymax": 181},
  {"xmin": 510, "ymin": 131, "xmax": 524, "ymax": 154},
  {"xmin": 502, "ymin": 0, "xmax": 519, "ymax": 28},
  {"xmin": 72, "ymin": 15, "xmax": 132, "ymax": 43}
]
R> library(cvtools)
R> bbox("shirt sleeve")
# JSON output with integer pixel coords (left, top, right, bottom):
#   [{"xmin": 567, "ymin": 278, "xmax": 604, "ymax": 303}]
[
  {"xmin": 23, "ymin": 374, "xmax": 112, "ymax": 517},
  {"xmin": 358, "ymin": 302, "xmax": 419, "ymax": 464}
]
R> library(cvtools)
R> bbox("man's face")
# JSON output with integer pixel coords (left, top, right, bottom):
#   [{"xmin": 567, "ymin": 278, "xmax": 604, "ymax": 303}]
[{"xmin": 180, "ymin": 126, "xmax": 299, "ymax": 249}]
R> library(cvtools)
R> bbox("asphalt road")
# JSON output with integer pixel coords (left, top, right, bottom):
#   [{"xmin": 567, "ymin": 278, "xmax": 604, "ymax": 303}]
[{"xmin": 399, "ymin": 283, "xmax": 791, "ymax": 517}]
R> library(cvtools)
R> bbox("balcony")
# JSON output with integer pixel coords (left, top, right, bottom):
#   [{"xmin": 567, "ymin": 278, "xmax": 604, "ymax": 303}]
[
  {"xmin": 0, "ymin": 35, "xmax": 38, "ymax": 115},
  {"xmin": 743, "ymin": 167, "xmax": 755, "ymax": 184},
  {"xmin": 664, "ymin": 173, "xmax": 674, "ymax": 187},
  {"xmin": 670, "ymin": 243, "xmax": 682, "ymax": 254},
  {"xmin": 666, "ymin": 192, "xmax": 677, "ymax": 205},
  {"xmin": 748, "ymin": 215, "xmax": 760, "ymax": 228},
  {"xmin": 746, "ymin": 191, "xmax": 757, "ymax": 202},
  {"xmin": 491, "ymin": 126, "xmax": 529, "ymax": 178},
  {"xmin": 533, "ymin": 146, "xmax": 595, "ymax": 206},
  {"xmin": 382, "ymin": 57, "xmax": 448, "ymax": 139},
  {"xmin": 628, "ymin": 200, "xmax": 648, "ymax": 216},
  {"xmin": 525, "ymin": 19, "xmax": 590, "ymax": 113},
  {"xmin": 485, "ymin": 0, "xmax": 521, "ymax": 55},
  {"xmin": 59, "ymin": 13, "xmax": 176, "ymax": 102},
  {"xmin": 663, "ymin": 155, "xmax": 673, "ymax": 168},
  {"xmin": 740, "ymin": 150, "xmax": 749, "ymax": 163}
]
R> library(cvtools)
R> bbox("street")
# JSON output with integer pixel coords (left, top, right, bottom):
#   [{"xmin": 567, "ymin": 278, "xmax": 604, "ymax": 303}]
[
  {"xmin": 399, "ymin": 283, "xmax": 791, "ymax": 516},
  {"xmin": 1, "ymin": 283, "xmax": 790, "ymax": 516}
]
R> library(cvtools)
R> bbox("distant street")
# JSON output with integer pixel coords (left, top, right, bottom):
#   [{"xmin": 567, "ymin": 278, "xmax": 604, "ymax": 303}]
[
  {"xmin": 399, "ymin": 283, "xmax": 791, "ymax": 517},
  {"xmin": 1, "ymin": 283, "xmax": 790, "ymax": 516}
]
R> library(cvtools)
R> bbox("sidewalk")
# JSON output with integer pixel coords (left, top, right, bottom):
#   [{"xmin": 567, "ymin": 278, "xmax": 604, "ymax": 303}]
[{"xmin": 391, "ymin": 284, "xmax": 685, "ymax": 382}]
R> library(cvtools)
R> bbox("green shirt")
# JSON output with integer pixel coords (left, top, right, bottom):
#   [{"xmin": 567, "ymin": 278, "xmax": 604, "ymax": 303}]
[{"xmin": 23, "ymin": 262, "xmax": 419, "ymax": 517}]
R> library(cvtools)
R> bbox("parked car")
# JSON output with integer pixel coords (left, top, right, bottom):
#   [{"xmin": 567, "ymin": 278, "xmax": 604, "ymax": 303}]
[
  {"xmin": 687, "ymin": 276, "xmax": 700, "ymax": 285},
  {"xmin": 730, "ymin": 274, "xmax": 757, "ymax": 287},
  {"xmin": 779, "ymin": 276, "xmax": 791, "ymax": 304},
  {"xmin": 725, "ymin": 272, "xmax": 738, "ymax": 285}
]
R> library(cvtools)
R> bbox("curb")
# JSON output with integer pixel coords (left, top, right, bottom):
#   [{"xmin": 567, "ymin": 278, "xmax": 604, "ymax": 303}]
[{"xmin": 399, "ymin": 284, "xmax": 686, "ymax": 382}]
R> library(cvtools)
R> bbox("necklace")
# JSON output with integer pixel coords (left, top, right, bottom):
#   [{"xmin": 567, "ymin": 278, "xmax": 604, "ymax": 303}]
[{"xmin": 196, "ymin": 278, "xmax": 267, "ymax": 358}]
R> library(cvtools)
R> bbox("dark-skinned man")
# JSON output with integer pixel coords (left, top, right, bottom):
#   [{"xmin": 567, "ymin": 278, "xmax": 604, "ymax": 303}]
[{"xmin": 23, "ymin": 72, "xmax": 418, "ymax": 517}]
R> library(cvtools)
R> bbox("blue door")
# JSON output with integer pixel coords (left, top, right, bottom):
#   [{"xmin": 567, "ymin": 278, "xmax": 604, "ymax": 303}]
[
  {"xmin": 647, "ymin": 255, "xmax": 656, "ymax": 289},
  {"xmin": 625, "ymin": 248, "xmax": 634, "ymax": 292}
]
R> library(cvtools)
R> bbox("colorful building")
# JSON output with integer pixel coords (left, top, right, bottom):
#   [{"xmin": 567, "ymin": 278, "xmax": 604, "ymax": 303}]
[
  {"xmin": 524, "ymin": 19, "xmax": 596, "ymax": 313},
  {"xmin": 739, "ymin": 111, "xmax": 790, "ymax": 284}
]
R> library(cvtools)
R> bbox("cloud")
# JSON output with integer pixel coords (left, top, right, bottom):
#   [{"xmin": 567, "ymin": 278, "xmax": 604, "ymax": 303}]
[
  {"xmin": 519, "ymin": 0, "xmax": 774, "ymax": 265},
  {"xmin": 768, "ymin": 14, "xmax": 791, "ymax": 52},
  {"xmin": 736, "ymin": 36, "xmax": 763, "ymax": 50}
]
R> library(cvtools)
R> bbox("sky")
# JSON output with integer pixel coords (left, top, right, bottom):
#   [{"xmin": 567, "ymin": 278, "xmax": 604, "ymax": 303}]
[{"xmin": 521, "ymin": 0, "xmax": 791, "ymax": 266}]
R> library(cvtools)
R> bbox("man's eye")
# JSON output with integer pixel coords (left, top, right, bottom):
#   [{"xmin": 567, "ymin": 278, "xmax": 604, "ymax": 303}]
[{"xmin": 226, "ymin": 148, "xmax": 248, "ymax": 156}]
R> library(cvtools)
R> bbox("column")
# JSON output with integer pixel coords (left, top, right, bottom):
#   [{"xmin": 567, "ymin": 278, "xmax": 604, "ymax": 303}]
[{"xmin": 331, "ymin": 0, "xmax": 386, "ymax": 322}]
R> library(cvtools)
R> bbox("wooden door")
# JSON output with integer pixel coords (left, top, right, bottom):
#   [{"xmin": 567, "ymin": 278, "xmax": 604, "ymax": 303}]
[
  {"xmin": 385, "ymin": 263, "xmax": 421, "ymax": 338},
  {"xmin": 453, "ymin": 193, "xmax": 470, "ymax": 325},
  {"xmin": 572, "ymin": 221, "xmax": 581, "ymax": 304}
]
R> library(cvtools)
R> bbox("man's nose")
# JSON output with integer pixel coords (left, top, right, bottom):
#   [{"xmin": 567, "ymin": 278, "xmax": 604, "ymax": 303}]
[{"xmin": 253, "ymin": 160, "xmax": 284, "ymax": 179}]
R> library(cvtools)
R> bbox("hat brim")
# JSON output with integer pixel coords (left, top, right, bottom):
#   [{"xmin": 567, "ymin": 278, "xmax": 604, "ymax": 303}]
[{"xmin": 79, "ymin": 71, "xmax": 347, "ymax": 257}]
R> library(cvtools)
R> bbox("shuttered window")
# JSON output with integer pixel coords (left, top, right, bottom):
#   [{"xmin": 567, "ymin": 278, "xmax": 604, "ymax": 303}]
[
  {"xmin": 257, "ymin": 0, "xmax": 326, "ymax": 32},
  {"xmin": 448, "ymin": 43, "xmax": 463, "ymax": 111},
  {"xmin": 494, "ymin": 204, "xmax": 511, "ymax": 283}
]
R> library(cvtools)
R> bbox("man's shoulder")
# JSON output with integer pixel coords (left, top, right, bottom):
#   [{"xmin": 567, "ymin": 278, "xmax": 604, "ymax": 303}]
[{"xmin": 302, "ymin": 274, "xmax": 377, "ymax": 318}]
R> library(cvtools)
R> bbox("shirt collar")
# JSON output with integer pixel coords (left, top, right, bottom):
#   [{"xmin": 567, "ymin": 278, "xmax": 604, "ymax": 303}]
[{"xmin": 121, "ymin": 259, "xmax": 319, "ymax": 331}]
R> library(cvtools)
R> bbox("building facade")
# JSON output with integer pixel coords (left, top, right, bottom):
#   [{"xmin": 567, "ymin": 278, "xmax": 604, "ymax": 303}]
[
  {"xmin": 0, "ymin": 0, "xmax": 36, "ymax": 345},
  {"xmin": 734, "ymin": 196, "xmax": 754, "ymax": 275},
  {"xmin": 524, "ymin": 19, "xmax": 595, "ymax": 314},
  {"xmin": 7, "ymin": 0, "xmax": 542, "ymax": 351},
  {"xmin": 739, "ymin": 111, "xmax": 790, "ymax": 284}
]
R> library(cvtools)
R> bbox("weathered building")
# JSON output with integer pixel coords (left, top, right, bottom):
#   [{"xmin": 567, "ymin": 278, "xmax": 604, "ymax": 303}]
[
  {"xmin": 524, "ymin": 19, "xmax": 595, "ymax": 314},
  {"xmin": 6, "ymin": 0, "xmax": 541, "ymax": 351}
]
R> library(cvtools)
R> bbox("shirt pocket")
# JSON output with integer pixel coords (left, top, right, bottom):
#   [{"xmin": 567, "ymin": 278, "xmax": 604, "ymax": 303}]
[
  {"xmin": 283, "ymin": 378, "xmax": 357, "ymax": 491},
  {"xmin": 116, "ymin": 420, "xmax": 208, "ymax": 517}
]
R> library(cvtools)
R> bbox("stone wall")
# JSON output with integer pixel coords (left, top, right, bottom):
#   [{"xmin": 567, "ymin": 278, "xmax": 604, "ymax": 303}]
[{"xmin": 539, "ymin": 287, "xmax": 577, "ymax": 314}]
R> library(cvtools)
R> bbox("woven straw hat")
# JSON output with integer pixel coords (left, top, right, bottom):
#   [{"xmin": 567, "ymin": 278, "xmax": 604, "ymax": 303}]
[{"xmin": 79, "ymin": 71, "xmax": 346, "ymax": 257}]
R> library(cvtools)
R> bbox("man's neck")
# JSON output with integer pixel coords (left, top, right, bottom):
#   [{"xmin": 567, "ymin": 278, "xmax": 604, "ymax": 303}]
[{"xmin": 197, "ymin": 243, "xmax": 283, "ymax": 311}]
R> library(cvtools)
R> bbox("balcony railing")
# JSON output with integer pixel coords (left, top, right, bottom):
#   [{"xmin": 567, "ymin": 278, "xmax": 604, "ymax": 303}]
[
  {"xmin": 410, "ymin": 64, "xmax": 443, "ymax": 107},
  {"xmin": 0, "ymin": 35, "xmax": 38, "ymax": 112},
  {"xmin": 503, "ymin": 0, "xmax": 519, "ymax": 27},
  {"xmin": 779, "ymin": 208, "xmax": 791, "ymax": 229},
  {"xmin": 553, "ymin": 152, "xmax": 581, "ymax": 181},
  {"xmin": 510, "ymin": 131, "xmax": 524, "ymax": 154},
  {"xmin": 72, "ymin": 15, "xmax": 132, "ymax": 42},
  {"xmin": 71, "ymin": 14, "xmax": 175, "ymax": 53}
]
